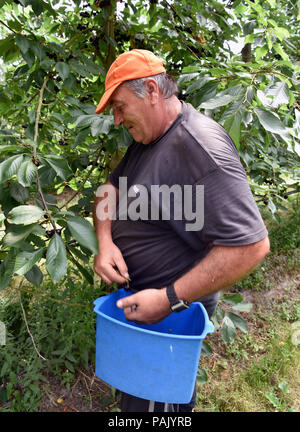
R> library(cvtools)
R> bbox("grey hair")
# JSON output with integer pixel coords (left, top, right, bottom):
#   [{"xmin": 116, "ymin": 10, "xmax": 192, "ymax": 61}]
[{"xmin": 123, "ymin": 73, "xmax": 178, "ymax": 99}]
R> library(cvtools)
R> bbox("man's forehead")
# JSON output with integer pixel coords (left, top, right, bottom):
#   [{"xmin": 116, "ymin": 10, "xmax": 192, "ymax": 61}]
[{"xmin": 109, "ymin": 84, "xmax": 132, "ymax": 106}]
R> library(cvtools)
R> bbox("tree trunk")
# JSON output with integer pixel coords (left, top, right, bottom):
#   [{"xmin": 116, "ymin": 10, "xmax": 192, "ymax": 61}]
[{"xmin": 241, "ymin": 43, "xmax": 252, "ymax": 62}]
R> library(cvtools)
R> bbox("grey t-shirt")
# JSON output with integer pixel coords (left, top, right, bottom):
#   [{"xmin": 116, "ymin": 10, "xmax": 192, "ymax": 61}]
[{"xmin": 109, "ymin": 102, "xmax": 268, "ymax": 292}]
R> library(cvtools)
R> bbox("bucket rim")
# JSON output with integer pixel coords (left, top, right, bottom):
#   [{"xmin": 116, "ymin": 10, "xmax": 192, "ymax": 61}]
[{"xmin": 94, "ymin": 303, "xmax": 214, "ymax": 340}]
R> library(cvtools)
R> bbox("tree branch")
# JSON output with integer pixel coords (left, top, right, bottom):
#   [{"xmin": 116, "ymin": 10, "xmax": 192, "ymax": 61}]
[
  {"xmin": 58, "ymin": 145, "xmax": 104, "ymax": 210},
  {"xmin": 33, "ymin": 75, "xmax": 57, "ymax": 231},
  {"xmin": 0, "ymin": 19, "xmax": 17, "ymax": 34},
  {"xmin": 18, "ymin": 280, "xmax": 48, "ymax": 361},
  {"xmin": 33, "ymin": 76, "xmax": 49, "ymax": 157}
]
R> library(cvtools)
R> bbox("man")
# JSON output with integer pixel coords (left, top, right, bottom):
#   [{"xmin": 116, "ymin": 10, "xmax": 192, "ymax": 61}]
[{"xmin": 93, "ymin": 49, "xmax": 270, "ymax": 412}]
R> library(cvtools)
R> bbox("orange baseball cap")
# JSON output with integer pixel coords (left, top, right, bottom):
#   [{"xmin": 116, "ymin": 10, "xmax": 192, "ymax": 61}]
[{"xmin": 95, "ymin": 49, "xmax": 166, "ymax": 114}]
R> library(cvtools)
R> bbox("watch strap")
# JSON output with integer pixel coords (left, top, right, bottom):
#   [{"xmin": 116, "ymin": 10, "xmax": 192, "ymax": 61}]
[{"xmin": 166, "ymin": 284, "xmax": 190, "ymax": 312}]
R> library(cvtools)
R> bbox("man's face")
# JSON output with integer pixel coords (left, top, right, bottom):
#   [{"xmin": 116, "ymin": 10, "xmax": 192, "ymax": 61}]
[{"xmin": 109, "ymin": 83, "xmax": 157, "ymax": 145}]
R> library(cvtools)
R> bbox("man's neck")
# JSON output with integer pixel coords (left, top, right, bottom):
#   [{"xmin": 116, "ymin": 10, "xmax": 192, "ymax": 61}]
[{"xmin": 160, "ymin": 96, "xmax": 182, "ymax": 135}]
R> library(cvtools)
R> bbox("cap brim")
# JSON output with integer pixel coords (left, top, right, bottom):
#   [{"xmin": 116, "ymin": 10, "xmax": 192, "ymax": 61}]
[{"xmin": 95, "ymin": 82, "xmax": 121, "ymax": 114}]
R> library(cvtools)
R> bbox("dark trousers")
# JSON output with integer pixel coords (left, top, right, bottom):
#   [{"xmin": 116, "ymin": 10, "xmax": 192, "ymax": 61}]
[{"xmin": 120, "ymin": 292, "xmax": 219, "ymax": 412}]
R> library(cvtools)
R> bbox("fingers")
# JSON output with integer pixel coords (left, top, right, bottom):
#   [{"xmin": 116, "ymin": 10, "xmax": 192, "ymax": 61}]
[
  {"xmin": 113, "ymin": 249, "xmax": 129, "ymax": 280},
  {"xmin": 93, "ymin": 247, "xmax": 129, "ymax": 285},
  {"xmin": 116, "ymin": 295, "xmax": 149, "ymax": 323},
  {"xmin": 116, "ymin": 289, "xmax": 171, "ymax": 325},
  {"xmin": 116, "ymin": 296, "xmax": 134, "ymax": 310}
]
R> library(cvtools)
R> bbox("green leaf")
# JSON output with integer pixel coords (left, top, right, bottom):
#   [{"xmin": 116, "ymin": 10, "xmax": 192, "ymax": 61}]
[
  {"xmin": 91, "ymin": 116, "xmax": 113, "ymax": 136},
  {"xmin": 2, "ymin": 224, "xmax": 37, "ymax": 246},
  {"xmin": 265, "ymin": 392, "xmax": 280, "ymax": 408},
  {"xmin": 221, "ymin": 316, "xmax": 236, "ymax": 344},
  {"xmin": 227, "ymin": 312, "xmax": 248, "ymax": 333},
  {"xmin": 196, "ymin": 368, "xmax": 208, "ymax": 385},
  {"xmin": 244, "ymin": 34, "xmax": 255, "ymax": 44},
  {"xmin": 273, "ymin": 43, "xmax": 289, "ymax": 61},
  {"xmin": 223, "ymin": 293, "xmax": 244, "ymax": 304},
  {"xmin": 0, "ymin": 144, "xmax": 20, "ymax": 152},
  {"xmin": 69, "ymin": 59, "xmax": 91, "ymax": 77},
  {"xmin": 255, "ymin": 45, "xmax": 268, "ymax": 60},
  {"xmin": 72, "ymin": 260, "xmax": 94, "ymax": 285},
  {"xmin": 265, "ymin": 0, "xmax": 276, "ymax": 7},
  {"xmin": 257, "ymin": 82, "xmax": 290, "ymax": 109},
  {"xmin": 271, "ymin": 27, "xmax": 290, "ymax": 42},
  {"xmin": 267, "ymin": 82, "xmax": 290, "ymax": 108},
  {"xmin": 17, "ymin": 159, "xmax": 37, "ymax": 187},
  {"xmin": 0, "ymin": 154, "xmax": 24, "ymax": 184},
  {"xmin": 278, "ymin": 381, "xmax": 289, "ymax": 394},
  {"xmin": 43, "ymin": 155, "xmax": 72, "ymax": 181},
  {"xmin": 232, "ymin": 302, "xmax": 252, "ymax": 312},
  {"xmin": 66, "ymin": 216, "xmax": 99, "ymax": 255},
  {"xmin": 201, "ymin": 341, "xmax": 213, "ymax": 356},
  {"xmin": 9, "ymin": 181, "xmax": 29, "ymax": 204},
  {"xmin": 117, "ymin": 126, "xmax": 132, "ymax": 148},
  {"xmin": 15, "ymin": 34, "xmax": 30, "ymax": 55},
  {"xmin": 7, "ymin": 205, "xmax": 44, "ymax": 225},
  {"xmin": 14, "ymin": 248, "xmax": 44, "ymax": 275},
  {"xmin": 192, "ymin": 81, "xmax": 218, "ymax": 105},
  {"xmin": 73, "ymin": 128, "xmax": 90, "ymax": 148},
  {"xmin": 234, "ymin": 2, "xmax": 248, "ymax": 14},
  {"xmin": 223, "ymin": 114, "xmax": 241, "ymax": 149},
  {"xmin": 75, "ymin": 114, "xmax": 98, "ymax": 128},
  {"xmin": 267, "ymin": 197, "xmax": 277, "ymax": 214},
  {"xmin": 185, "ymin": 77, "xmax": 211, "ymax": 94},
  {"xmin": 55, "ymin": 62, "xmax": 70, "ymax": 81},
  {"xmin": 25, "ymin": 264, "xmax": 43, "ymax": 287},
  {"xmin": 46, "ymin": 233, "xmax": 67, "ymax": 283},
  {"xmin": 0, "ymin": 249, "xmax": 17, "ymax": 290},
  {"xmin": 254, "ymin": 108, "xmax": 286, "ymax": 134},
  {"xmin": 27, "ymin": 0, "xmax": 43, "ymax": 15},
  {"xmin": 199, "ymin": 94, "xmax": 235, "ymax": 110},
  {"xmin": 83, "ymin": 57, "xmax": 105, "ymax": 75}
]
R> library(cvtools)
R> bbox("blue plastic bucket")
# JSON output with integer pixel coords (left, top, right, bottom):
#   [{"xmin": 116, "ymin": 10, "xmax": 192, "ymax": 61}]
[{"xmin": 93, "ymin": 288, "xmax": 214, "ymax": 403}]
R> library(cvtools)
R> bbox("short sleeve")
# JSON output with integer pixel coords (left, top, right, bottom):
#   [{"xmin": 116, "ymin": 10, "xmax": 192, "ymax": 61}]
[{"xmin": 166, "ymin": 163, "xmax": 268, "ymax": 250}]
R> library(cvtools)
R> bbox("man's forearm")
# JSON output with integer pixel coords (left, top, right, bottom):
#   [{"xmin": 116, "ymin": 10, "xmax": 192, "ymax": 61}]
[
  {"xmin": 173, "ymin": 236, "xmax": 270, "ymax": 303},
  {"xmin": 93, "ymin": 181, "xmax": 118, "ymax": 248},
  {"xmin": 93, "ymin": 199, "xmax": 113, "ymax": 246},
  {"xmin": 115, "ymin": 236, "xmax": 270, "ymax": 324},
  {"xmin": 93, "ymin": 182, "xmax": 129, "ymax": 284}
]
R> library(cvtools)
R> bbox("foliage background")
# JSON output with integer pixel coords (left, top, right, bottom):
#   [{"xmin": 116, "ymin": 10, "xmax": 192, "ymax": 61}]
[
  {"xmin": 0, "ymin": 0, "xmax": 299, "ymax": 412},
  {"xmin": 0, "ymin": 0, "xmax": 299, "ymax": 289}
]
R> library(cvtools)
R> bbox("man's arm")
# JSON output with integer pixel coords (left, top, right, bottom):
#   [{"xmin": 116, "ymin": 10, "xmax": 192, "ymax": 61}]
[
  {"xmin": 93, "ymin": 181, "xmax": 129, "ymax": 285},
  {"xmin": 116, "ymin": 236, "xmax": 270, "ymax": 324}
]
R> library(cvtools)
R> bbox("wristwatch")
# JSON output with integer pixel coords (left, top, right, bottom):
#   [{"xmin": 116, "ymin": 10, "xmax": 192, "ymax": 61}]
[{"xmin": 166, "ymin": 283, "xmax": 190, "ymax": 312}]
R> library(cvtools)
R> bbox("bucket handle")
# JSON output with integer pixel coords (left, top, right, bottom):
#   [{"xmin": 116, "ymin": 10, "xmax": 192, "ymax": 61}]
[{"xmin": 205, "ymin": 320, "xmax": 214, "ymax": 335}]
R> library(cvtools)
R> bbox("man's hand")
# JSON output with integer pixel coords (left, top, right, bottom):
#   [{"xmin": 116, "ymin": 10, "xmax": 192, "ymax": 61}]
[
  {"xmin": 116, "ymin": 288, "xmax": 171, "ymax": 325},
  {"xmin": 94, "ymin": 242, "xmax": 129, "ymax": 285}
]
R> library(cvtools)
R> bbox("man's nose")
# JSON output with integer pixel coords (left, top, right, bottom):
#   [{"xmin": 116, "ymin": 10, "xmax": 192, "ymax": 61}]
[{"xmin": 113, "ymin": 109, "xmax": 123, "ymax": 126}]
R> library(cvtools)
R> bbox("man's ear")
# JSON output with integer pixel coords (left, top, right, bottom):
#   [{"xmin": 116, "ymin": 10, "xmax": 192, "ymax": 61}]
[{"xmin": 145, "ymin": 78, "xmax": 160, "ymax": 103}]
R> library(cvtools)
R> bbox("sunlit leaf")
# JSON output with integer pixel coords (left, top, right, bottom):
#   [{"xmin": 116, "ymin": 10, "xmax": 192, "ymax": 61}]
[
  {"xmin": 227, "ymin": 312, "xmax": 248, "ymax": 333},
  {"xmin": 17, "ymin": 159, "xmax": 37, "ymax": 187},
  {"xmin": 14, "ymin": 248, "xmax": 44, "ymax": 275},
  {"xmin": 46, "ymin": 233, "xmax": 67, "ymax": 283},
  {"xmin": 7, "ymin": 205, "xmax": 44, "ymax": 225},
  {"xmin": 0, "ymin": 155, "xmax": 24, "ymax": 184},
  {"xmin": 221, "ymin": 316, "xmax": 236, "ymax": 344},
  {"xmin": 66, "ymin": 216, "xmax": 99, "ymax": 255}
]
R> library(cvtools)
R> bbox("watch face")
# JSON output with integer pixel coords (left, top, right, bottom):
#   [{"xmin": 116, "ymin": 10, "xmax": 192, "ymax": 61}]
[
  {"xmin": 167, "ymin": 284, "xmax": 190, "ymax": 312},
  {"xmin": 171, "ymin": 301, "xmax": 190, "ymax": 312}
]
